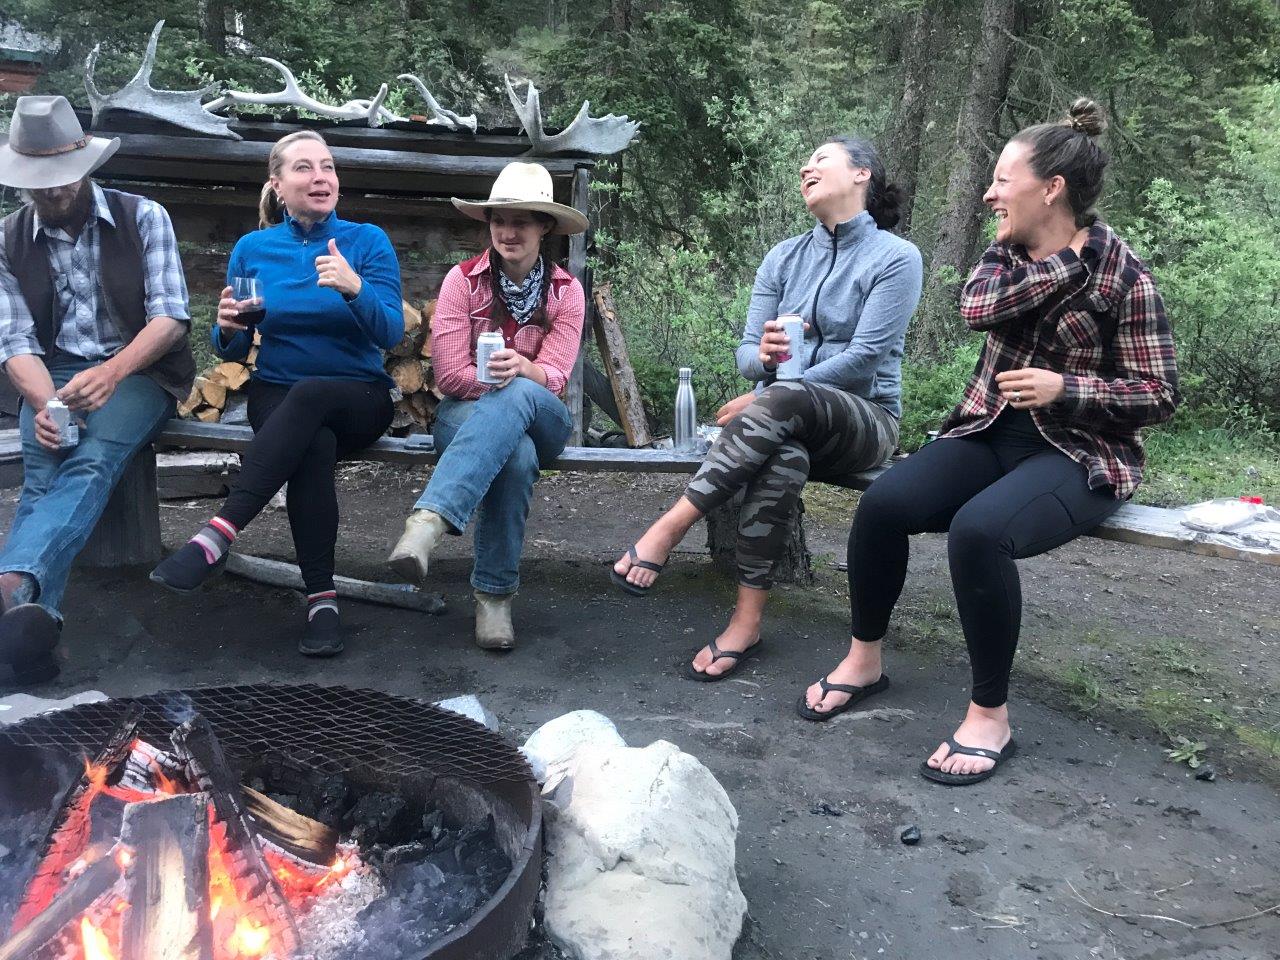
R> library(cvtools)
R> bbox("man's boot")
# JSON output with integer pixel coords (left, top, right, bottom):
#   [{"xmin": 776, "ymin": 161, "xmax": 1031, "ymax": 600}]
[
  {"xmin": 0, "ymin": 572, "xmax": 60, "ymax": 685},
  {"xmin": 474, "ymin": 590, "xmax": 516, "ymax": 650},
  {"xmin": 386, "ymin": 510, "xmax": 449, "ymax": 582}
]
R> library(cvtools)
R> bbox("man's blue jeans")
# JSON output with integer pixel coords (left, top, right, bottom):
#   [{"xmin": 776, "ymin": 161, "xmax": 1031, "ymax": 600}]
[
  {"xmin": 0, "ymin": 357, "xmax": 174, "ymax": 619},
  {"xmin": 414, "ymin": 377, "xmax": 571, "ymax": 595}
]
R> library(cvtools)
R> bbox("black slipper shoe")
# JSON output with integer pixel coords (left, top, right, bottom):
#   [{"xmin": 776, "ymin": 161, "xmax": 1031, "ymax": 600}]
[
  {"xmin": 919, "ymin": 737, "xmax": 1018, "ymax": 786},
  {"xmin": 299, "ymin": 608, "xmax": 344, "ymax": 657},
  {"xmin": 610, "ymin": 545, "xmax": 666, "ymax": 597},
  {"xmin": 0, "ymin": 604, "xmax": 62, "ymax": 686},
  {"xmin": 681, "ymin": 638, "xmax": 763, "ymax": 682},
  {"xmin": 795, "ymin": 673, "xmax": 890, "ymax": 722},
  {"xmin": 150, "ymin": 543, "xmax": 228, "ymax": 594}
]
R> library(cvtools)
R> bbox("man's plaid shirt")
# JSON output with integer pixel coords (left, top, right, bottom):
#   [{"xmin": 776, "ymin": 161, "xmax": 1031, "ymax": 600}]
[{"xmin": 940, "ymin": 222, "xmax": 1179, "ymax": 500}]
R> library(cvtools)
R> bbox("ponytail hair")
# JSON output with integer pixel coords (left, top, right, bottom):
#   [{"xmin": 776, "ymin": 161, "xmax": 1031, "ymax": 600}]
[
  {"xmin": 1010, "ymin": 97, "xmax": 1109, "ymax": 227},
  {"xmin": 257, "ymin": 129, "xmax": 329, "ymax": 229},
  {"xmin": 824, "ymin": 135, "xmax": 904, "ymax": 231}
]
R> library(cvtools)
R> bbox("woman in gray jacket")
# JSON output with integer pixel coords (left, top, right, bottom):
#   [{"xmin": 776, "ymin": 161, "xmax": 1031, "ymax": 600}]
[{"xmin": 612, "ymin": 136, "xmax": 923, "ymax": 682}]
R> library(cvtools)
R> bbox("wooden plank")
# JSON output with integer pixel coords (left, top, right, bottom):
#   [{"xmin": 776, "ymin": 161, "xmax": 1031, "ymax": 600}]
[
  {"xmin": 592, "ymin": 284, "xmax": 653, "ymax": 446},
  {"xmin": 0, "ymin": 855, "xmax": 119, "ymax": 960},
  {"xmin": 223, "ymin": 553, "xmax": 446, "ymax": 613},
  {"xmin": 565, "ymin": 165, "xmax": 592, "ymax": 445},
  {"xmin": 1093, "ymin": 502, "xmax": 1280, "ymax": 566},
  {"xmin": 120, "ymin": 793, "xmax": 214, "ymax": 960}
]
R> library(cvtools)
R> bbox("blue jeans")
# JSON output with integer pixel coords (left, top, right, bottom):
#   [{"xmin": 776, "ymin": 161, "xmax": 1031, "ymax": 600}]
[
  {"xmin": 414, "ymin": 378, "xmax": 571, "ymax": 594},
  {"xmin": 0, "ymin": 358, "xmax": 174, "ymax": 619}
]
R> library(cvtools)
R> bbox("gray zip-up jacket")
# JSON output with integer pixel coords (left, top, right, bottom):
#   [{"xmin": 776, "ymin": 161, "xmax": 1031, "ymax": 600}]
[{"xmin": 736, "ymin": 211, "xmax": 923, "ymax": 417}]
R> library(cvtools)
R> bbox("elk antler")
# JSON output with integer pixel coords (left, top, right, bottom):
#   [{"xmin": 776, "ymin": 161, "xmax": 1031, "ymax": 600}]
[
  {"xmin": 85, "ymin": 21, "xmax": 239, "ymax": 139},
  {"xmin": 204, "ymin": 58, "xmax": 400, "ymax": 127},
  {"xmin": 504, "ymin": 75, "xmax": 639, "ymax": 157},
  {"xmin": 398, "ymin": 74, "xmax": 478, "ymax": 133}
]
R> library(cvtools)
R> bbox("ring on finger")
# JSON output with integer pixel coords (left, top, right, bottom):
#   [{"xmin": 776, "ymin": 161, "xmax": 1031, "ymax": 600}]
[{"xmin": 1011, "ymin": 390, "xmax": 1023, "ymax": 402}]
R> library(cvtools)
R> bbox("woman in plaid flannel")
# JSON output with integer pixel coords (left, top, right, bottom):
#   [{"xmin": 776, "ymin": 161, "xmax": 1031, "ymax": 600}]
[{"xmin": 804, "ymin": 99, "xmax": 1179, "ymax": 786}]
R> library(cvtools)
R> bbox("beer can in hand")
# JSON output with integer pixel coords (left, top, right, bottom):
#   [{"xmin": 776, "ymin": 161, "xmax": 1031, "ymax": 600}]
[
  {"xmin": 45, "ymin": 398, "xmax": 79, "ymax": 448},
  {"xmin": 774, "ymin": 314, "xmax": 806, "ymax": 380},
  {"xmin": 475, "ymin": 331, "xmax": 505, "ymax": 385}
]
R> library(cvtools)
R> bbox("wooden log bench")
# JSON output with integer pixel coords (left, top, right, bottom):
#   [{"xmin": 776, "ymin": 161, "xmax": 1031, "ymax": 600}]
[{"xmin": 3, "ymin": 421, "xmax": 1276, "ymax": 579}]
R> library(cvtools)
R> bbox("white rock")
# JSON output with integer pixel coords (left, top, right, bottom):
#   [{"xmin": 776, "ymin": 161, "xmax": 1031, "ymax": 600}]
[
  {"xmin": 434, "ymin": 695, "xmax": 498, "ymax": 731},
  {"xmin": 0, "ymin": 690, "xmax": 109, "ymax": 726},
  {"xmin": 520, "ymin": 710, "xmax": 625, "ymax": 782},
  {"xmin": 543, "ymin": 740, "xmax": 747, "ymax": 960}
]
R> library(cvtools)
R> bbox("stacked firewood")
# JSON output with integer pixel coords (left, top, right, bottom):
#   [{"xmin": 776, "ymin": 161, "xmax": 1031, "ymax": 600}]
[{"xmin": 179, "ymin": 299, "xmax": 440, "ymax": 430}]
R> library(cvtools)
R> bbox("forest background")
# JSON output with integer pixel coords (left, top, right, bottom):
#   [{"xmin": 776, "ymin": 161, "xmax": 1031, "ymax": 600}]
[{"xmin": 4, "ymin": 0, "xmax": 1279, "ymax": 506}]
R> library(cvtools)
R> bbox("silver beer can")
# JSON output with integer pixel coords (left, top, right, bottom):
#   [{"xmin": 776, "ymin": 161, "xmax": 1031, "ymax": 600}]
[
  {"xmin": 775, "ymin": 314, "xmax": 806, "ymax": 380},
  {"xmin": 45, "ymin": 398, "xmax": 78, "ymax": 448},
  {"xmin": 475, "ymin": 331, "xmax": 505, "ymax": 385}
]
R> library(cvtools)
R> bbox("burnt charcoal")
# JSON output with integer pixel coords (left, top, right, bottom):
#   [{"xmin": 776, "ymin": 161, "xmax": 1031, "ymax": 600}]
[
  {"xmin": 381, "ymin": 841, "xmax": 431, "ymax": 868},
  {"xmin": 346, "ymin": 792, "xmax": 411, "ymax": 845},
  {"xmin": 266, "ymin": 792, "xmax": 300, "ymax": 811},
  {"xmin": 420, "ymin": 808, "xmax": 444, "ymax": 839}
]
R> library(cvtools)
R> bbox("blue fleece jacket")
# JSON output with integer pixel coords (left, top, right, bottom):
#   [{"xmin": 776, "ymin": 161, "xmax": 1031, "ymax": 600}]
[
  {"xmin": 214, "ymin": 211, "xmax": 404, "ymax": 387},
  {"xmin": 737, "ymin": 211, "xmax": 923, "ymax": 417}
]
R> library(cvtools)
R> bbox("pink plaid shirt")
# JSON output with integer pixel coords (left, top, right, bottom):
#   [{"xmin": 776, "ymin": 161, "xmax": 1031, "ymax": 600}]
[
  {"xmin": 940, "ymin": 223, "xmax": 1179, "ymax": 500},
  {"xmin": 431, "ymin": 249, "xmax": 584, "ymax": 400}
]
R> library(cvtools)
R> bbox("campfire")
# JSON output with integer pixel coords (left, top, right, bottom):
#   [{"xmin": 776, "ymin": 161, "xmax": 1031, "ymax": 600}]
[{"xmin": 0, "ymin": 686, "xmax": 542, "ymax": 960}]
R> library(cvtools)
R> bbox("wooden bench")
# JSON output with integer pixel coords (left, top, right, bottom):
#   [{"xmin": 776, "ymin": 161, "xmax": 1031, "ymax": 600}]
[{"xmin": 3, "ymin": 420, "xmax": 1275, "ymax": 571}]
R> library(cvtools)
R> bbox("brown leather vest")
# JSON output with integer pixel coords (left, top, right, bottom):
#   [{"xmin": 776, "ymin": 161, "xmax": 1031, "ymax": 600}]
[{"xmin": 1, "ymin": 187, "xmax": 195, "ymax": 401}]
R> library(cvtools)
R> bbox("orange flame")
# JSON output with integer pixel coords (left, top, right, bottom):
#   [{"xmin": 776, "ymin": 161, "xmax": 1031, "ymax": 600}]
[
  {"xmin": 227, "ymin": 917, "xmax": 271, "ymax": 957},
  {"xmin": 115, "ymin": 846, "xmax": 134, "ymax": 872},
  {"xmin": 80, "ymin": 917, "xmax": 117, "ymax": 960}
]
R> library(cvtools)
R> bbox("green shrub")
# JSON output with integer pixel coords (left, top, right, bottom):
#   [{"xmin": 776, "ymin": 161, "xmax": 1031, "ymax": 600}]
[{"xmin": 898, "ymin": 337, "xmax": 982, "ymax": 452}]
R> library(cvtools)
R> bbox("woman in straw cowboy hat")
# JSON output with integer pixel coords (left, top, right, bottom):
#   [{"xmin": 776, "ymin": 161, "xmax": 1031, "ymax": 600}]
[{"xmin": 387, "ymin": 161, "xmax": 587, "ymax": 650}]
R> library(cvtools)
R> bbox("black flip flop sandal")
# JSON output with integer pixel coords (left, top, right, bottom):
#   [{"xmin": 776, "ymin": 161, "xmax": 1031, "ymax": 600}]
[
  {"xmin": 919, "ymin": 736, "xmax": 1018, "ymax": 786},
  {"xmin": 610, "ymin": 545, "xmax": 665, "ymax": 597},
  {"xmin": 681, "ymin": 638, "xmax": 763, "ymax": 682},
  {"xmin": 795, "ymin": 674, "xmax": 890, "ymax": 722}
]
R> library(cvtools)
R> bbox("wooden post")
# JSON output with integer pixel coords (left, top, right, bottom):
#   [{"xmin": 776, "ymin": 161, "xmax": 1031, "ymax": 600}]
[
  {"xmin": 566, "ymin": 165, "xmax": 592, "ymax": 444},
  {"xmin": 704, "ymin": 492, "xmax": 813, "ymax": 586},
  {"xmin": 592, "ymin": 284, "xmax": 653, "ymax": 446},
  {"xmin": 79, "ymin": 447, "xmax": 163, "ymax": 568}
]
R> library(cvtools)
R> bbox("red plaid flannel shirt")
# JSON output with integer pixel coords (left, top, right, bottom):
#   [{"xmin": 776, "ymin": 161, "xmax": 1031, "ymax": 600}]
[
  {"xmin": 940, "ymin": 223, "xmax": 1179, "ymax": 500},
  {"xmin": 431, "ymin": 249, "xmax": 584, "ymax": 400}
]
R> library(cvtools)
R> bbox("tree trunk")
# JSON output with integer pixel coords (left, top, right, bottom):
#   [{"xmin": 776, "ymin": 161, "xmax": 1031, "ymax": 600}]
[
  {"xmin": 705, "ymin": 493, "xmax": 812, "ymax": 586},
  {"xmin": 883, "ymin": 4, "xmax": 937, "ymax": 238},
  {"xmin": 198, "ymin": 0, "xmax": 227, "ymax": 55},
  {"xmin": 915, "ymin": 0, "xmax": 1020, "ymax": 356}
]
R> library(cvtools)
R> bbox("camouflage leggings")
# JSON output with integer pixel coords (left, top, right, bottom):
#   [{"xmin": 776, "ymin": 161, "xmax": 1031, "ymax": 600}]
[{"xmin": 685, "ymin": 381, "xmax": 898, "ymax": 589}]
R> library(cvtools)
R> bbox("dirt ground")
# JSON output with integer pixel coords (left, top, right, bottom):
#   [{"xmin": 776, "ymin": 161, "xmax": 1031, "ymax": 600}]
[{"xmin": 2, "ymin": 464, "xmax": 1278, "ymax": 960}]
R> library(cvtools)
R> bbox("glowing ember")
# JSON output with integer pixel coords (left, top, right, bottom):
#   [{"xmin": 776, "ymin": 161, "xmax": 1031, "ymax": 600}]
[
  {"xmin": 80, "ymin": 916, "xmax": 117, "ymax": 960},
  {"xmin": 115, "ymin": 846, "xmax": 134, "ymax": 871},
  {"xmin": 227, "ymin": 917, "xmax": 271, "ymax": 957}
]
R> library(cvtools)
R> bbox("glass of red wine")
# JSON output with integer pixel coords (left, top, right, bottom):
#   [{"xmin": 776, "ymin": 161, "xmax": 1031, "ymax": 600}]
[{"xmin": 232, "ymin": 277, "xmax": 266, "ymax": 326}]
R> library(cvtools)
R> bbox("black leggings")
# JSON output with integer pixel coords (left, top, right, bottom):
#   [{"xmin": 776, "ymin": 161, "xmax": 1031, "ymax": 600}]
[
  {"xmin": 848, "ymin": 409, "xmax": 1122, "ymax": 707},
  {"xmin": 219, "ymin": 378, "xmax": 393, "ymax": 594}
]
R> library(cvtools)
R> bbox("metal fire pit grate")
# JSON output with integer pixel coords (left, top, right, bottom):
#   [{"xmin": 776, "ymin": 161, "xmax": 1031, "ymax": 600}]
[{"xmin": 0, "ymin": 684, "xmax": 533, "ymax": 784}]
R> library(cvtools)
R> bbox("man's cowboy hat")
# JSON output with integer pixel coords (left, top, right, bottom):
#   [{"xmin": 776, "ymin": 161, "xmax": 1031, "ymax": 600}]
[
  {"xmin": 452, "ymin": 162, "xmax": 588, "ymax": 236},
  {"xmin": 0, "ymin": 96, "xmax": 120, "ymax": 190}
]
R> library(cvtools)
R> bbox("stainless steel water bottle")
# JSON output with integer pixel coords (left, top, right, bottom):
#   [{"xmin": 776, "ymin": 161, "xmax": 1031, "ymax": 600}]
[{"xmin": 674, "ymin": 367, "xmax": 697, "ymax": 452}]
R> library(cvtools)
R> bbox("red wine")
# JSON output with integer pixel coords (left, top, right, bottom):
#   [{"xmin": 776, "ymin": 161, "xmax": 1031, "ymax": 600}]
[{"xmin": 237, "ymin": 308, "xmax": 266, "ymax": 326}]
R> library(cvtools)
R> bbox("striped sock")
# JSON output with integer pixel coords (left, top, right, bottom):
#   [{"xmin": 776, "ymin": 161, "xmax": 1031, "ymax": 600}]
[
  {"xmin": 190, "ymin": 516, "xmax": 237, "ymax": 565},
  {"xmin": 307, "ymin": 590, "xmax": 339, "ymax": 621}
]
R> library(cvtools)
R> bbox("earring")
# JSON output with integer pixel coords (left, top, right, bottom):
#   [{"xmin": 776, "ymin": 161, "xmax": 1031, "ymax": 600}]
[{"xmin": 1045, "ymin": 198, "xmax": 1052, "ymax": 206}]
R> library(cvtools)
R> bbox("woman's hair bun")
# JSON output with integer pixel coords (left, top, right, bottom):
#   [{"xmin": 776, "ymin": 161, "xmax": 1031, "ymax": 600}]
[
  {"xmin": 1066, "ymin": 97, "xmax": 1107, "ymax": 138},
  {"xmin": 871, "ymin": 183, "xmax": 905, "ymax": 230}
]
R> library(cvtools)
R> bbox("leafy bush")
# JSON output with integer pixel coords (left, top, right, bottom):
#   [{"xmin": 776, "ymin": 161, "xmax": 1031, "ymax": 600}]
[{"xmin": 898, "ymin": 337, "xmax": 982, "ymax": 452}]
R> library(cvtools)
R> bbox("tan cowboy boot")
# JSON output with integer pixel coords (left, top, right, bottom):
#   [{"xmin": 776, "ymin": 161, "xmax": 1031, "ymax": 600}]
[
  {"xmin": 474, "ymin": 590, "xmax": 516, "ymax": 650},
  {"xmin": 386, "ymin": 510, "xmax": 449, "ymax": 582}
]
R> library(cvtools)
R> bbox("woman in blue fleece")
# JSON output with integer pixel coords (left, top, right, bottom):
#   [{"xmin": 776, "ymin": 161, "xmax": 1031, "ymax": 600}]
[
  {"xmin": 151, "ymin": 131, "xmax": 404, "ymax": 656},
  {"xmin": 612, "ymin": 136, "xmax": 922, "ymax": 686}
]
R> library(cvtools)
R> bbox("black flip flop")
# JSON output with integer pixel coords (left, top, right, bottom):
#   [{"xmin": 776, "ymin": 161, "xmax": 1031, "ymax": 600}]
[
  {"xmin": 681, "ymin": 638, "xmax": 763, "ymax": 682},
  {"xmin": 610, "ymin": 546, "xmax": 665, "ymax": 597},
  {"xmin": 795, "ymin": 674, "xmax": 890, "ymax": 722},
  {"xmin": 919, "ymin": 737, "xmax": 1018, "ymax": 786}
]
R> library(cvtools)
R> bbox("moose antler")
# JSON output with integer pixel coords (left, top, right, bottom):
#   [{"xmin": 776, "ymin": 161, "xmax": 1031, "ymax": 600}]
[
  {"xmin": 85, "ymin": 20, "xmax": 239, "ymax": 139},
  {"xmin": 504, "ymin": 75, "xmax": 639, "ymax": 157},
  {"xmin": 397, "ymin": 74, "xmax": 477, "ymax": 133},
  {"xmin": 204, "ymin": 58, "xmax": 398, "ymax": 127}
]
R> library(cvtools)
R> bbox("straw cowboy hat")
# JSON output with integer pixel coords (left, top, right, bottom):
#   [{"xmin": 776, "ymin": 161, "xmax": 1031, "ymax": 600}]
[
  {"xmin": 452, "ymin": 161, "xmax": 588, "ymax": 236},
  {"xmin": 0, "ymin": 96, "xmax": 120, "ymax": 191}
]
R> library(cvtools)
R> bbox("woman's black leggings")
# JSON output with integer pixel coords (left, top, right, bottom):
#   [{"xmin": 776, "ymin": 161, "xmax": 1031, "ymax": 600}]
[
  {"xmin": 219, "ymin": 378, "xmax": 393, "ymax": 594},
  {"xmin": 848, "ymin": 409, "xmax": 1122, "ymax": 707}
]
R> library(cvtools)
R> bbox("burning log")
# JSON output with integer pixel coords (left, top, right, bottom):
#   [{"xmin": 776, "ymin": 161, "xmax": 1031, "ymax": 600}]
[
  {"xmin": 243, "ymin": 787, "xmax": 339, "ymax": 866},
  {"xmin": 171, "ymin": 717, "xmax": 303, "ymax": 957},
  {"xmin": 0, "ymin": 854, "xmax": 120, "ymax": 960},
  {"xmin": 10, "ymin": 706, "xmax": 142, "ymax": 933},
  {"xmin": 120, "ymin": 793, "xmax": 215, "ymax": 960}
]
